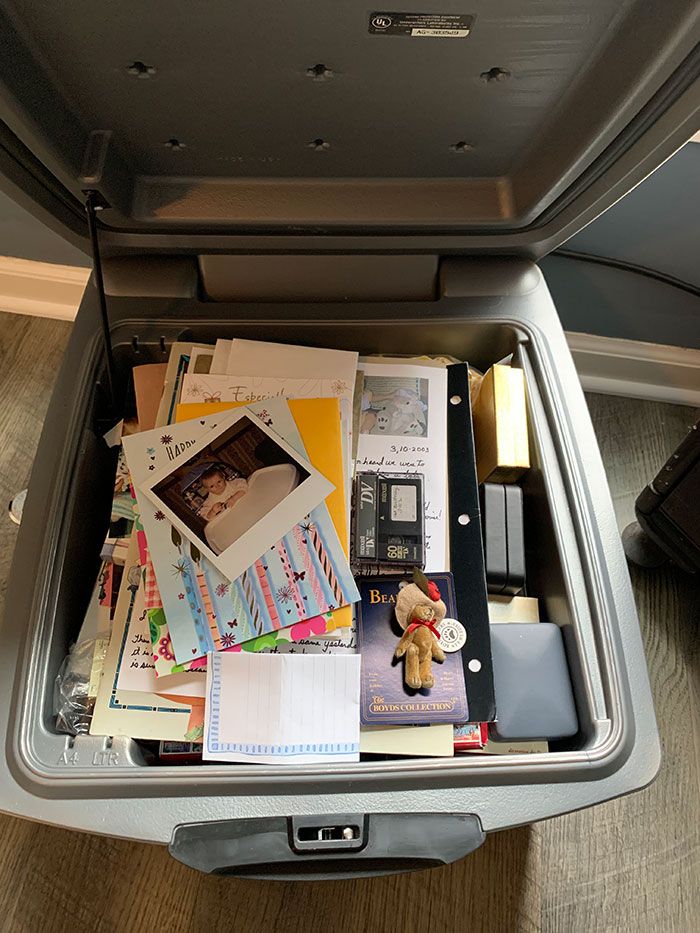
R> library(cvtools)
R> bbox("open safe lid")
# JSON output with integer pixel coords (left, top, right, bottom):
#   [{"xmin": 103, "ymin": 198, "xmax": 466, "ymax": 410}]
[{"xmin": 0, "ymin": 0, "xmax": 698, "ymax": 259}]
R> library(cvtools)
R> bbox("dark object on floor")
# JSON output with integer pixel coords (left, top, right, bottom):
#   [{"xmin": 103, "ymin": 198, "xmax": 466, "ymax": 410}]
[{"xmin": 623, "ymin": 419, "xmax": 699, "ymax": 574}]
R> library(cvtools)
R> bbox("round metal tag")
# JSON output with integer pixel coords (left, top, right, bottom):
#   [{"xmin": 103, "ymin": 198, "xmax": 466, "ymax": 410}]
[{"xmin": 437, "ymin": 617, "xmax": 467, "ymax": 652}]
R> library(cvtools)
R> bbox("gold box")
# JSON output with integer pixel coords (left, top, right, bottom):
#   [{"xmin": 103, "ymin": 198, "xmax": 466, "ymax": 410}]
[{"xmin": 472, "ymin": 364, "xmax": 529, "ymax": 484}]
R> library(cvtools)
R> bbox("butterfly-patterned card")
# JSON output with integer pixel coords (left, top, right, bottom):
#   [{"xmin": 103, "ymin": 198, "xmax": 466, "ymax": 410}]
[{"xmin": 148, "ymin": 602, "xmax": 356, "ymax": 684}]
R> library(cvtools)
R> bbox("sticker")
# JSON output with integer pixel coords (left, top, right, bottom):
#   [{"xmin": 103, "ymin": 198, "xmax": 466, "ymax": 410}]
[
  {"xmin": 369, "ymin": 11, "xmax": 474, "ymax": 38},
  {"xmin": 391, "ymin": 484, "xmax": 417, "ymax": 522},
  {"xmin": 437, "ymin": 617, "xmax": 467, "ymax": 653}
]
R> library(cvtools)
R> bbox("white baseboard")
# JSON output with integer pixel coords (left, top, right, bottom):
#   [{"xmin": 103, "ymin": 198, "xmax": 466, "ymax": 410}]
[
  {"xmin": 566, "ymin": 332, "xmax": 700, "ymax": 407},
  {"xmin": 1, "ymin": 257, "xmax": 698, "ymax": 407},
  {"xmin": 0, "ymin": 255, "xmax": 89, "ymax": 321}
]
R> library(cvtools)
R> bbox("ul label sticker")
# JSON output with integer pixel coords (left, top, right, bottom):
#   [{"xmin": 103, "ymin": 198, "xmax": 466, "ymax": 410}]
[{"xmin": 369, "ymin": 12, "xmax": 474, "ymax": 38}]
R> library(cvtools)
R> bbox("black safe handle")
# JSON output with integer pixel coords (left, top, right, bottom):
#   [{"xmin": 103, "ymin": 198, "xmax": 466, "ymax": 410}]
[{"xmin": 169, "ymin": 812, "xmax": 484, "ymax": 880}]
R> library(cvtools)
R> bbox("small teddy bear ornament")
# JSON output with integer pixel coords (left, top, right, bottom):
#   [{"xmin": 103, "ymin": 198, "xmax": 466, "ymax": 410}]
[{"xmin": 394, "ymin": 569, "xmax": 446, "ymax": 689}]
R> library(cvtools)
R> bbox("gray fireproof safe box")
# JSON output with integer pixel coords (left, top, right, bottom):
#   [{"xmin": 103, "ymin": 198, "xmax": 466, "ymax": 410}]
[{"xmin": 0, "ymin": 1, "xmax": 698, "ymax": 879}]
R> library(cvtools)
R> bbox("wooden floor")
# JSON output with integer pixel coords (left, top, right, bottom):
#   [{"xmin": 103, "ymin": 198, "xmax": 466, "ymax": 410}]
[{"xmin": 0, "ymin": 310, "xmax": 698, "ymax": 933}]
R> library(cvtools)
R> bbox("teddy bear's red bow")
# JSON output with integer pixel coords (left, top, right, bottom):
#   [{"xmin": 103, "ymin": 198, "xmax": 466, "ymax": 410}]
[{"xmin": 407, "ymin": 614, "xmax": 441, "ymax": 639}]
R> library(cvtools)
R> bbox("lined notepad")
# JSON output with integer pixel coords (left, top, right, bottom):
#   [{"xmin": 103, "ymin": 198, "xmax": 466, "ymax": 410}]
[{"xmin": 204, "ymin": 653, "xmax": 361, "ymax": 764}]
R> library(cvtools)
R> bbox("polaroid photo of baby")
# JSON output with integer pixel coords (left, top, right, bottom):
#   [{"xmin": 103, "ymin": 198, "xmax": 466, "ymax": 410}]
[{"xmin": 141, "ymin": 409, "xmax": 333, "ymax": 581}]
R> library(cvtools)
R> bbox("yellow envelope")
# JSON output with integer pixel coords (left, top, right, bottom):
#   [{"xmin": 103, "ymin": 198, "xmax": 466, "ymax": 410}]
[
  {"xmin": 176, "ymin": 398, "xmax": 350, "ymax": 630},
  {"xmin": 360, "ymin": 724, "xmax": 454, "ymax": 757}
]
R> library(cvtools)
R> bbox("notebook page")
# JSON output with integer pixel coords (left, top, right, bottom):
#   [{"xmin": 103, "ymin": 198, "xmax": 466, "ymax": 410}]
[{"xmin": 204, "ymin": 653, "xmax": 361, "ymax": 764}]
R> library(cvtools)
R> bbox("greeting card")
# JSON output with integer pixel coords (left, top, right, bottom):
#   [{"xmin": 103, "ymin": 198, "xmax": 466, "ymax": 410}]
[{"xmin": 90, "ymin": 535, "xmax": 194, "ymax": 742}]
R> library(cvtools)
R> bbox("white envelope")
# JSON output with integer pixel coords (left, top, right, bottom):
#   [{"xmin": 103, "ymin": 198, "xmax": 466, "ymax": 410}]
[
  {"xmin": 211, "ymin": 338, "xmax": 233, "ymax": 374},
  {"xmin": 227, "ymin": 338, "xmax": 358, "ymax": 382}
]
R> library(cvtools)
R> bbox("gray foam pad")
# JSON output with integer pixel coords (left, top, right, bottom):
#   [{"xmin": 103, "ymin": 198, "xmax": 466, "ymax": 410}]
[{"xmin": 490, "ymin": 622, "xmax": 578, "ymax": 741}]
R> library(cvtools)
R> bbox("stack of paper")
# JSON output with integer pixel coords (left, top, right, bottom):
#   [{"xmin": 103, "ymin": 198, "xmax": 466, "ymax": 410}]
[
  {"xmin": 91, "ymin": 339, "xmax": 363, "ymax": 749},
  {"xmin": 88, "ymin": 338, "xmax": 461, "ymax": 761}
]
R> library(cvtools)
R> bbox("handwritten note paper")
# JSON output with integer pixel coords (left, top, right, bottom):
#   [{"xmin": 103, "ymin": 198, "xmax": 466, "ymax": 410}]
[
  {"xmin": 90, "ymin": 534, "xmax": 193, "ymax": 742},
  {"xmin": 116, "ymin": 612, "xmax": 155, "ymax": 693},
  {"xmin": 117, "ymin": 596, "xmax": 207, "ymax": 699},
  {"xmin": 356, "ymin": 360, "xmax": 448, "ymax": 571},
  {"xmin": 204, "ymin": 652, "xmax": 361, "ymax": 764}
]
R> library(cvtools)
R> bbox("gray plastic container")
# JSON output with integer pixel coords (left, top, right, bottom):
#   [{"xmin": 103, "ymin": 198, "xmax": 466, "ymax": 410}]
[{"xmin": 0, "ymin": 0, "xmax": 698, "ymax": 877}]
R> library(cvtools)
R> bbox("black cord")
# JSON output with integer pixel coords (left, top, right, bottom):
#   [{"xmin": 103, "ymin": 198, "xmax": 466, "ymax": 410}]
[
  {"xmin": 84, "ymin": 191, "xmax": 116, "ymax": 412},
  {"xmin": 553, "ymin": 248, "xmax": 700, "ymax": 300}
]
